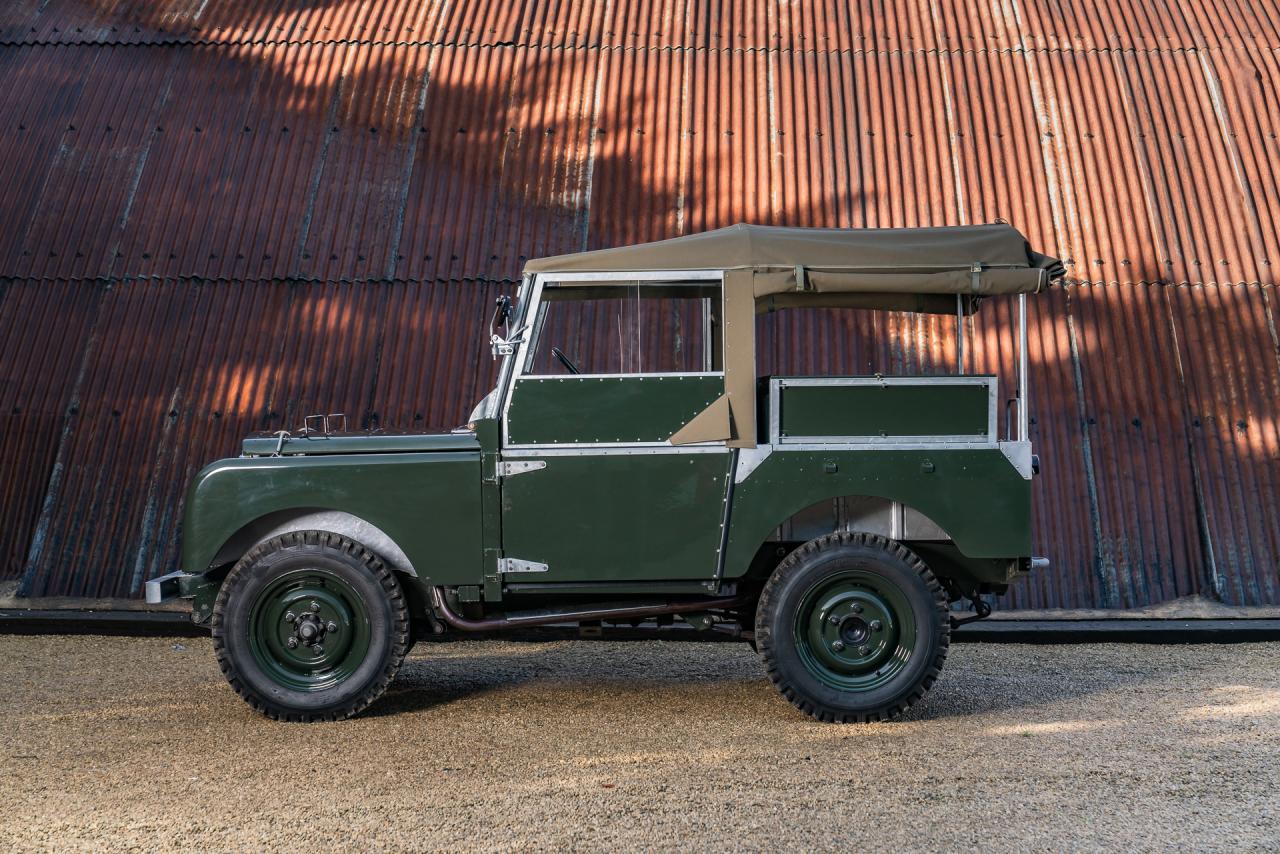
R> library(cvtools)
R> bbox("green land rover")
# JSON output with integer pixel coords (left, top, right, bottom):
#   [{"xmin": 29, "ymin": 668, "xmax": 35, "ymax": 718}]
[{"xmin": 148, "ymin": 223, "xmax": 1064, "ymax": 723}]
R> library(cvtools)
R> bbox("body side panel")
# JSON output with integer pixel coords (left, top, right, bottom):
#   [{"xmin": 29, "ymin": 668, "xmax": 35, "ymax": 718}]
[
  {"xmin": 723, "ymin": 448, "xmax": 1030, "ymax": 581},
  {"xmin": 781, "ymin": 383, "xmax": 991, "ymax": 439}
]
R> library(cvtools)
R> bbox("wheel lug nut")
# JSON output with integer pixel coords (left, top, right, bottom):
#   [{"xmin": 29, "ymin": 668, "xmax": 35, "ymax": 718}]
[
  {"xmin": 287, "ymin": 637, "xmax": 298, "ymax": 649},
  {"xmin": 828, "ymin": 615, "xmax": 840, "ymax": 625},
  {"xmin": 870, "ymin": 620, "xmax": 882, "ymax": 631},
  {"xmin": 851, "ymin": 603, "xmax": 863, "ymax": 614},
  {"xmin": 831, "ymin": 640, "xmax": 845, "ymax": 652},
  {"xmin": 310, "ymin": 601, "xmax": 320, "ymax": 612},
  {"xmin": 859, "ymin": 645, "xmax": 870, "ymax": 655},
  {"xmin": 313, "ymin": 644, "xmax": 324, "ymax": 656},
  {"xmin": 284, "ymin": 611, "xmax": 296, "ymax": 623},
  {"xmin": 326, "ymin": 622, "xmax": 338, "ymax": 633}
]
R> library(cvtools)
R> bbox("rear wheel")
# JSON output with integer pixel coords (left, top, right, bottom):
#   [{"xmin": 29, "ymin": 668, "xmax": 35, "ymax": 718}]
[
  {"xmin": 212, "ymin": 531, "xmax": 410, "ymax": 721},
  {"xmin": 755, "ymin": 532, "xmax": 949, "ymax": 722}
]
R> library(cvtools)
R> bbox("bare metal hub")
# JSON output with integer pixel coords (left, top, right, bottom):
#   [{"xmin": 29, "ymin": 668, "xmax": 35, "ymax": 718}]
[{"xmin": 284, "ymin": 602, "xmax": 339, "ymax": 655}]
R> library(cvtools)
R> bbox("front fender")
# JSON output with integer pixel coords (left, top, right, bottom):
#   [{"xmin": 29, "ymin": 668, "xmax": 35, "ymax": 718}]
[{"xmin": 181, "ymin": 452, "xmax": 484, "ymax": 586}]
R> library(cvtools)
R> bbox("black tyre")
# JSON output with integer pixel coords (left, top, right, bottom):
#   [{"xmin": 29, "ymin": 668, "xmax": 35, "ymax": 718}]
[
  {"xmin": 212, "ymin": 531, "xmax": 411, "ymax": 722},
  {"xmin": 756, "ymin": 532, "xmax": 949, "ymax": 723}
]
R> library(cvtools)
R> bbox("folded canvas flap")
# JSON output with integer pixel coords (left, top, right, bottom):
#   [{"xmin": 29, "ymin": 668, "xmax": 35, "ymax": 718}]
[{"xmin": 669, "ymin": 393, "xmax": 732, "ymax": 445}]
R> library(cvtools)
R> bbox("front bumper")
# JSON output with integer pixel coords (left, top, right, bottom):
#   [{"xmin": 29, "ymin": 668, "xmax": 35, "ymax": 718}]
[
  {"xmin": 145, "ymin": 570, "xmax": 221, "ymax": 624},
  {"xmin": 145, "ymin": 570, "xmax": 196, "ymax": 604}
]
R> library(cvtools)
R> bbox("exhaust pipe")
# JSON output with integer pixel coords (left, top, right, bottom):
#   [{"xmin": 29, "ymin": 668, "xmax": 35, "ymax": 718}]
[{"xmin": 429, "ymin": 586, "xmax": 745, "ymax": 632}]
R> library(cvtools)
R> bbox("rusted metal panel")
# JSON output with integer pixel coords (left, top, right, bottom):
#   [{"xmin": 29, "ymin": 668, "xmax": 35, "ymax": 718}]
[
  {"xmin": 5, "ymin": 38, "xmax": 1280, "ymax": 287},
  {"xmin": 395, "ymin": 45, "xmax": 603, "ymax": 283},
  {"xmin": 1169, "ymin": 282, "xmax": 1280, "ymax": 606},
  {"xmin": 13, "ymin": 0, "xmax": 1280, "ymax": 52},
  {"xmin": 0, "ymin": 281, "xmax": 102, "ymax": 582},
  {"xmin": 2, "ymin": 2, "xmax": 1280, "ymax": 607},
  {"xmin": 7, "ymin": 278, "xmax": 498, "ymax": 599}
]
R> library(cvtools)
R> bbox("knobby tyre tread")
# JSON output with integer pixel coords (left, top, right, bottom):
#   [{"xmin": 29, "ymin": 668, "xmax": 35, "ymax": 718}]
[
  {"xmin": 211, "ymin": 530, "xmax": 411, "ymax": 722},
  {"xmin": 755, "ymin": 532, "xmax": 950, "ymax": 723}
]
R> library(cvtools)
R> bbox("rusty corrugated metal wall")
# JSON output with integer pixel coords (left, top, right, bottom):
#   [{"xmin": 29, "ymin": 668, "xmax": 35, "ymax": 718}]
[{"xmin": 0, "ymin": 1, "xmax": 1276, "ymax": 607}]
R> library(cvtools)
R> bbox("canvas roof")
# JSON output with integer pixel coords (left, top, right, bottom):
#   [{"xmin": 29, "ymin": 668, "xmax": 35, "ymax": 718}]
[{"xmin": 524, "ymin": 223, "xmax": 1065, "ymax": 298}]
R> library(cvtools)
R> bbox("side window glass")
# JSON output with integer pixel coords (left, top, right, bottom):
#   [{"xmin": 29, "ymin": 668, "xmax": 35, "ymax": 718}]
[{"xmin": 526, "ymin": 282, "xmax": 721, "ymax": 375}]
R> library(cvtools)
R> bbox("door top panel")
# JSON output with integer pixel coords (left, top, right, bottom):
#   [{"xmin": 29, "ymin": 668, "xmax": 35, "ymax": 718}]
[{"xmin": 506, "ymin": 374, "xmax": 725, "ymax": 446}]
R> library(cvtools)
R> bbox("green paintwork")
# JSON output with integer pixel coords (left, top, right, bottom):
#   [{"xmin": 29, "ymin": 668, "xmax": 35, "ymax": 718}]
[
  {"xmin": 500, "ymin": 451, "xmax": 731, "ymax": 581},
  {"xmin": 505, "ymin": 375, "xmax": 723, "ymax": 444},
  {"xmin": 909, "ymin": 543, "xmax": 1019, "ymax": 593},
  {"xmin": 242, "ymin": 432, "xmax": 479, "ymax": 456},
  {"xmin": 794, "ymin": 570, "xmax": 916, "ymax": 691},
  {"xmin": 249, "ymin": 568, "xmax": 372, "ymax": 691},
  {"xmin": 474, "ymin": 418, "xmax": 505, "ymax": 601},
  {"xmin": 180, "ymin": 452, "xmax": 483, "ymax": 586},
  {"xmin": 780, "ymin": 381, "xmax": 991, "ymax": 439},
  {"xmin": 724, "ymin": 448, "xmax": 1030, "ymax": 584}
]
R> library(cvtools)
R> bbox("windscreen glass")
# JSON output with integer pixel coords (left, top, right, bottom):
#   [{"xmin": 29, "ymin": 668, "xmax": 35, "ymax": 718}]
[{"xmin": 526, "ymin": 282, "xmax": 721, "ymax": 375}]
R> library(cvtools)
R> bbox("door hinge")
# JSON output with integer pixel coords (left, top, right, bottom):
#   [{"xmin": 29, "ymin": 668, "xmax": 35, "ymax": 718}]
[
  {"xmin": 498, "ymin": 557, "xmax": 550, "ymax": 574},
  {"xmin": 496, "ymin": 460, "xmax": 546, "ymax": 478}
]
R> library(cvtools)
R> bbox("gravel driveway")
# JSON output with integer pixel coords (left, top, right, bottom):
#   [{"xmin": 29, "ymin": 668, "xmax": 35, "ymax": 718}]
[{"xmin": 0, "ymin": 635, "xmax": 1276, "ymax": 851}]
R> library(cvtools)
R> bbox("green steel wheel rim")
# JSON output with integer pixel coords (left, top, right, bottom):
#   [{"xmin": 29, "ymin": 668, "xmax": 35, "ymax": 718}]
[
  {"xmin": 248, "ymin": 567, "xmax": 373, "ymax": 692},
  {"xmin": 792, "ymin": 569, "xmax": 918, "ymax": 692}
]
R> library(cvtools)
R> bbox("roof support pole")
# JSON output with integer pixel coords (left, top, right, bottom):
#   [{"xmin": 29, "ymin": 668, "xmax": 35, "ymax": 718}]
[
  {"xmin": 956, "ymin": 293, "xmax": 966, "ymax": 375},
  {"xmin": 1018, "ymin": 292, "xmax": 1029, "ymax": 442}
]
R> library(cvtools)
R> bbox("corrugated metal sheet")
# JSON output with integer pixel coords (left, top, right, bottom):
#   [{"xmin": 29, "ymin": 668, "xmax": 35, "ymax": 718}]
[
  {"xmin": 2, "ymin": 278, "xmax": 499, "ymax": 597},
  {"xmin": 6, "ymin": 1, "xmax": 1280, "ymax": 52},
  {"xmin": 0, "ymin": 0, "xmax": 1277, "ymax": 606}
]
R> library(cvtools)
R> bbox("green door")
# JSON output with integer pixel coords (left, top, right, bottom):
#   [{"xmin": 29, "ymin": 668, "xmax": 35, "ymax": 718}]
[
  {"xmin": 498, "ymin": 276, "xmax": 731, "ymax": 583},
  {"xmin": 500, "ymin": 375, "xmax": 730, "ymax": 582}
]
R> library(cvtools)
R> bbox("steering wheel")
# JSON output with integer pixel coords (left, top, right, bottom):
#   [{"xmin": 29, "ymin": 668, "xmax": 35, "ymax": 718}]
[{"xmin": 550, "ymin": 347, "xmax": 581, "ymax": 375}]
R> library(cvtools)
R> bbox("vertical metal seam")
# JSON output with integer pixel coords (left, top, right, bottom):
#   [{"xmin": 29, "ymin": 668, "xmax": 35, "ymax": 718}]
[
  {"xmin": 1161, "ymin": 281, "xmax": 1224, "ymax": 600},
  {"xmin": 1065, "ymin": 293, "xmax": 1115, "ymax": 608},
  {"xmin": 18, "ymin": 282, "xmax": 108, "ymax": 596},
  {"xmin": 383, "ymin": 44, "xmax": 439, "ymax": 281}
]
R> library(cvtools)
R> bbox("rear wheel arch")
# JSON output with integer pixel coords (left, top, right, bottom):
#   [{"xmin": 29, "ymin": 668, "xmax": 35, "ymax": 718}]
[{"xmin": 736, "ymin": 493, "xmax": 953, "ymax": 581}]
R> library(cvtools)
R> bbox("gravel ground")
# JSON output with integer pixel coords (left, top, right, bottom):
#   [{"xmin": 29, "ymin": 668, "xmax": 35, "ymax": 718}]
[{"xmin": 0, "ymin": 636, "xmax": 1276, "ymax": 852}]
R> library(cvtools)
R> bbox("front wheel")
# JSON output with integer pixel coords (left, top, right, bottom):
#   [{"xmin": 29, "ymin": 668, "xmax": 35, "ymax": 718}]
[
  {"xmin": 755, "ymin": 533, "xmax": 949, "ymax": 722},
  {"xmin": 212, "ymin": 531, "xmax": 411, "ymax": 721}
]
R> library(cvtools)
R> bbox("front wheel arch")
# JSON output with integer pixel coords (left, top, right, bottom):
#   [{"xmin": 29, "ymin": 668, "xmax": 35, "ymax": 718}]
[{"xmin": 207, "ymin": 508, "xmax": 421, "ymax": 578}]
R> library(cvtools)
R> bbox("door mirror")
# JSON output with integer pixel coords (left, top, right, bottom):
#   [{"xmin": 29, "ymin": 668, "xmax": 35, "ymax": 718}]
[
  {"xmin": 489, "ymin": 295, "xmax": 527, "ymax": 359},
  {"xmin": 490, "ymin": 294, "xmax": 513, "ymax": 338}
]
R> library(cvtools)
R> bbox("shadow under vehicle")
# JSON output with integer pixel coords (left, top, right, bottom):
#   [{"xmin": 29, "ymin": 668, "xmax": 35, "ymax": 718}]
[{"xmin": 149, "ymin": 223, "xmax": 1065, "ymax": 722}]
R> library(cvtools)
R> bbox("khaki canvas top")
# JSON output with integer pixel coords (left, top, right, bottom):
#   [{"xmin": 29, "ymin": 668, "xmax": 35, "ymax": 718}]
[
  {"xmin": 524, "ymin": 223, "xmax": 1065, "ymax": 305},
  {"xmin": 521, "ymin": 223, "xmax": 1064, "ymax": 449}
]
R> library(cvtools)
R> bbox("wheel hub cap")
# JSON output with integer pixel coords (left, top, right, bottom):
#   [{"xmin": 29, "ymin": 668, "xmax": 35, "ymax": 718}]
[
  {"xmin": 793, "ymin": 569, "xmax": 918, "ymax": 691},
  {"xmin": 249, "ymin": 568, "xmax": 371, "ymax": 692}
]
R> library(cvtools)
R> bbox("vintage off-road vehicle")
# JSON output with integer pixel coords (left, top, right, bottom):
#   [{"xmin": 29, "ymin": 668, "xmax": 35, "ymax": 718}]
[{"xmin": 149, "ymin": 223, "xmax": 1063, "ymax": 722}]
